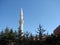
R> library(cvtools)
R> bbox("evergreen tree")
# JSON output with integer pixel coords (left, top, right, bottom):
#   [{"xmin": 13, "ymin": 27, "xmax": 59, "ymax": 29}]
[
  {"xmin": 36, "ymin": 24, "xmax": 45, "ymax": 40},
  {"xmin": 29, "ymin": 33, "xmax": 34, "ymax": 40}
]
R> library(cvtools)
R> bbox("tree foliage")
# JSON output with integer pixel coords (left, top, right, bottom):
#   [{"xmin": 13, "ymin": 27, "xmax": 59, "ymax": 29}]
[
  {"xmin": 0, "ymin": 25, "xmax": 60, "ymax": 45},
  {"xmin": 36, "ymin": 24, "xmax": 45, "ymax": 40}
]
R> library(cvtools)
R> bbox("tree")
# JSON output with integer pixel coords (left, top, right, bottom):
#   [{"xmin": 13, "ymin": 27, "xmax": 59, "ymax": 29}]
[
  {"xmin": 5, "ymin": 27, "xmax": 9, "ymax": 34},
  {"xmin": 18, "ymin": 27, "xmax": 24, "ymax": 45},
  {"xmin": 18, "ymin": 27, "xmax": 23, "ymax": 40},
  {"xmin": 0, "ymin": 28, "xmax": 9, "ymax": 45},
  {"xmin": 29, "ymin": 33, "xmax": 34, "ymax": 40},
  {"xmin": 0, "ymin": 30, "xmax": 4, "ymax": 38},
  {"xmin": 4, "ymin": 27, "xmax": 9, "ymax": 39},
  {"xmin": 8, "ymin": 29, "xmax": 16, "ymax": 45},
  {"xmin": 25, "ymin": 31, "xmax": 30, "ymax": 40},
  {"xmin": 36, "ymin": 24, "xmax": 45, "ymax": 40},
  {"xmin": 9, "ymin": 29, "xmax": 16, "ymax": 41}
]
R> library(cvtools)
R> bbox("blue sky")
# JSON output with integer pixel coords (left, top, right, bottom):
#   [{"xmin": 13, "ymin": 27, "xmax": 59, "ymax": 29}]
[{"xmin": 0, "ymin": 0, "xmax": 60, "ymax": 35}]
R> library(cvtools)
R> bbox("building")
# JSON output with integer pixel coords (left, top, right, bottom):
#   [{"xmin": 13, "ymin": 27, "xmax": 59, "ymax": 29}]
[{"xmin": 53, "ymin": 25, "xmax": 60, "ymax": 35}]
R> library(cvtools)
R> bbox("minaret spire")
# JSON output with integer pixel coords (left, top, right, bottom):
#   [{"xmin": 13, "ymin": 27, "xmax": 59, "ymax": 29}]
[{"xmin": 19, "ymin": 8, "xmax": 24, "ymax": 36}]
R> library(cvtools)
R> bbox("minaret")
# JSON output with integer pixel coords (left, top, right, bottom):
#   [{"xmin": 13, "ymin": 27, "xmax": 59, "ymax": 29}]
[{"xmin": 19, "ymin": 8, "xmax": 24, "ymax": 36}]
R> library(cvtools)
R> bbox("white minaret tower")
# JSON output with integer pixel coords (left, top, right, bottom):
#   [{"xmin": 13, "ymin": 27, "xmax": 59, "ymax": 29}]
[{"xmin": 19, "ymin": 8, "xmax": 24, "ymax": 36}]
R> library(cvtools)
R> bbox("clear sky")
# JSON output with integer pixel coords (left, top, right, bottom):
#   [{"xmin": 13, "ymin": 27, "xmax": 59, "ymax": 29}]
[{"xmin": 0, "ymin": 0, "xmax": 60, "ymax": 35}]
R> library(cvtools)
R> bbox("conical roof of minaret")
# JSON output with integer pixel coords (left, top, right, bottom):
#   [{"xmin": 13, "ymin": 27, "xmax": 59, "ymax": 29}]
[{"xmin": 20, "ymin": 8, "xmax": 23, "ymax": 16}]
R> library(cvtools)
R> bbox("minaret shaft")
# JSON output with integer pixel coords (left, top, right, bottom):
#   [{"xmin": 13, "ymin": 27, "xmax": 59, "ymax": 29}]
[{"xmin": 20, "ymin": 8, "xmax": 24, "ymax": 34}]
